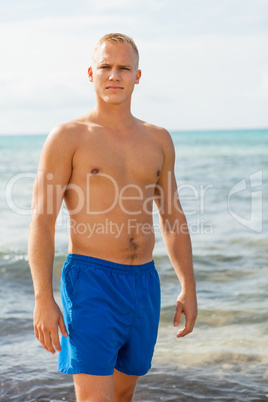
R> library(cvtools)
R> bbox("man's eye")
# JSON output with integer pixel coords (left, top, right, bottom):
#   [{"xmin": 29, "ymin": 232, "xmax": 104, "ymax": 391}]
[{"xmin": 100, "ymin": 65, "xmax": 109, "ymax": 69}]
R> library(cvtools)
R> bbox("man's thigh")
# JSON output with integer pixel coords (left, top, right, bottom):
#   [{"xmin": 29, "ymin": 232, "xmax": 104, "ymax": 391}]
[
  {"xmin": 113, "ymin": 369, "xmax": 139, "ymax": 402},
  {"xmin": 73, "ymin": 373, "xmax": 113, "ymax": 402},
  {"xmin": 73, "ymin": 371, "xmax": 138, "ymax": 402}
]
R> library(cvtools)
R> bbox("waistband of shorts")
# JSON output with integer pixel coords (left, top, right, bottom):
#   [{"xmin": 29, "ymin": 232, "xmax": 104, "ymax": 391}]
[{"xmin": 66, "ymin": 253, "xmax": 155, "ymax": 274}]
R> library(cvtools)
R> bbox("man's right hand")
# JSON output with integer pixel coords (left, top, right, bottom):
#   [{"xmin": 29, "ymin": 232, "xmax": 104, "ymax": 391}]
[{"xmin": 33, "ymin": 298, "xmax": 68, "ymax": 354}]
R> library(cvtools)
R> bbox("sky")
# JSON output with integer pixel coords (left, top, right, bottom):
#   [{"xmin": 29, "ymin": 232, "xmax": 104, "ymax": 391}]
[{"xmin": 0, "ymin": 0, "xmax": 268, "ymax": 134}]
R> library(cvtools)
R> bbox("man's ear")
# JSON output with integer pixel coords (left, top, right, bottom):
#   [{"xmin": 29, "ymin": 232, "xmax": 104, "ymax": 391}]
[
  {"xmin": 88, "ymin": 66, "xmax": 93, "ymax": 82},
  {"xmin": 135, "ymin": 69, "xmax": 141, "ymax": 84}
]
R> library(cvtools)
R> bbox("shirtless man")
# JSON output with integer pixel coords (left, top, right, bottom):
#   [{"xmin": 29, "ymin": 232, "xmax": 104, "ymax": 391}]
[{"xmin": 28, "ymin": 33, "xmax": 197, "ymax": 402}]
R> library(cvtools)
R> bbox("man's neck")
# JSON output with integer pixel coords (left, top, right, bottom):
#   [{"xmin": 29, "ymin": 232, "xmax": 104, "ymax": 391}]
[{"xmin": 90, "ymin": 101, "xmax": 136, "ymax": 130}]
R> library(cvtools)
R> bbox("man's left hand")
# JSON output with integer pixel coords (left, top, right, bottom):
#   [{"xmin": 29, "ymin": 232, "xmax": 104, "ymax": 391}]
[{"xmin": 173, "ymin": 289, "xmax": 198, "ymax": 338}]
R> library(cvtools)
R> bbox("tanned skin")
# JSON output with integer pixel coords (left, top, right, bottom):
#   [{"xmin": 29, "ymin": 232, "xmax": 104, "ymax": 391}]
[{"xmin": 29, "ymin": 40, "xmax": 197, "ymax": 402}]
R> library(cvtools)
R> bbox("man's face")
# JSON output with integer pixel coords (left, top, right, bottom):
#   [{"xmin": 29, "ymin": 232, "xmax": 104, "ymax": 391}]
[{"xmin": 88, "ymin": 42, "xmax": 141, "ymax": 105}]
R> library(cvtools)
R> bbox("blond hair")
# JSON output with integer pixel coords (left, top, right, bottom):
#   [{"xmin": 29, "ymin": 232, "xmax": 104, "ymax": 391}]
[{"xmin": 93, "ymin": 33, "xmax": 139, "ymax": 68}]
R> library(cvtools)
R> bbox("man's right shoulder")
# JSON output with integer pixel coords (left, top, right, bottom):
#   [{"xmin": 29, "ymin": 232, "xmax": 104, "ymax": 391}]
[
  {"xmin": 45, "ymin": 118, "xmax": 93, "ymax": 150},
  {"xmin": 48, "ymin": 119, "xmax": 84, "ymax": 141},
  {"xmin": 40, "ymin": 122, "xmax": 81, "ymax": 163}
]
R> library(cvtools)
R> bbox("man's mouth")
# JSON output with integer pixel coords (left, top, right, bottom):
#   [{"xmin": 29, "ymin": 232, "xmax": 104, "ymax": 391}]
[{"xmin": 106, "ymin": 86, "xmax": 123, "ymax": 90}]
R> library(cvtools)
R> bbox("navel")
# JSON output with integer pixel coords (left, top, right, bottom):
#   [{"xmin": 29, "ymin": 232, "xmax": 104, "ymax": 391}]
[
  {"xmin": 157, "ymin": 169, "xmax": 161, "ymax": 177},
  {"xmin": 129, "ymin": 237, "xmax": 138, "ymax": 251}
]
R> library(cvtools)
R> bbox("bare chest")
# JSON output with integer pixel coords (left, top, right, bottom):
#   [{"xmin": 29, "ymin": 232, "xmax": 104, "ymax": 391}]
[{"xmin": 72, "ymin": 133, "xmax": 163, "ymax": 185}]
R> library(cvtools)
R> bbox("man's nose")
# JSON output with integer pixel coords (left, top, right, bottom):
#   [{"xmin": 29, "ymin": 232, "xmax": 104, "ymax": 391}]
[{"xmin": 109, "ymin": 68, "xmax": 120, "ymax": 80}]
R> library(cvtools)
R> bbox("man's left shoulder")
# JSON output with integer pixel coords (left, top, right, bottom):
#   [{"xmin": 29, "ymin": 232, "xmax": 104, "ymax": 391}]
[
  {"xmin": 141, "ymin": 121, "xmax": 174, "ymax": 151},
  {"xmin": 139, "ymin": 120, "xmax": 172, "ymax": 141}
]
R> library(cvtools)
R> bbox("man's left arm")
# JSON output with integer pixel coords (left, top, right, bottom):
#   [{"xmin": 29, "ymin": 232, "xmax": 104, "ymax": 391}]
[{"xmin": 154, "ymin": 130, "xmax": 198, "ymax": 337}]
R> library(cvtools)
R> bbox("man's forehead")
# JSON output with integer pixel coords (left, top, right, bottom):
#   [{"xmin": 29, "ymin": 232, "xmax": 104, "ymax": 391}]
[{"xmin": 93, "ymin": 42, "xmax": 137, "ymax": 66}]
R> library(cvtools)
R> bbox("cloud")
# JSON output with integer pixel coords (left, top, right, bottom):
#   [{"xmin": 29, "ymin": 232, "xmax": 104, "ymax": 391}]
[
  {"xmin": 0, "ymin": 0, "xmax": 268, "ymax": 133},
  {"xmin": 135, "ymin": 32, "xmax": 268, "ymax": 129}
]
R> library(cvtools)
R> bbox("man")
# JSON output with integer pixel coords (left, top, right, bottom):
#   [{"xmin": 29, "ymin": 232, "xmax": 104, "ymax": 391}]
[{"xmin": 28, "ymin": 33, "xmax": 197, "ymax": 402}]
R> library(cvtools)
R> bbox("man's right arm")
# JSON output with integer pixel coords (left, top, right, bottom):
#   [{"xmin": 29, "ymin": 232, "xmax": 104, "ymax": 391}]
[{"xmin": 28, "ymin": 124, "xmax": 75, "ymax": 354}]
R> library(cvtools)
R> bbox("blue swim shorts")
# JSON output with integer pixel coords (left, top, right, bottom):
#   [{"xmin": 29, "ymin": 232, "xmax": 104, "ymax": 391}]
[{"xmin": 58, "ymin": 254, "xmax": 161, "ymax": 376}]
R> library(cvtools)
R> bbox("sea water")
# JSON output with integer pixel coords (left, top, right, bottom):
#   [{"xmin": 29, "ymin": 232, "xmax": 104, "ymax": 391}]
[{"xmin": 0, "ymin": 129, "xmax": 268, "ymax": 401}]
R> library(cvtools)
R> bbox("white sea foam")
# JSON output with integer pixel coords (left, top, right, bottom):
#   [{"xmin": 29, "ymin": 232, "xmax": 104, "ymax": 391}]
[{"xmin": 0, "ymin": 129, "xmax": 268, "ymax": 400}]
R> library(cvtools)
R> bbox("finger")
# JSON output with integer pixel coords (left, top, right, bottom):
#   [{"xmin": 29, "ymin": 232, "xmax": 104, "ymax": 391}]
[
  {"xmin": 34, "ymin": 325, "xmax": 40, "ymax": 341},
  {"xmin": 173, "ymin": 302, "xmax": 183, "ymax": 327},
  {"xmin": 59, "ymin": 314, "xmax": 68, "ymax": 337},
  {"xmin": 51, "ymin": 327, "xmax": 61, "ymax": 353},
  {"xmin": 176, "ymin": 327, "xmax": 187, "ymax": 338},
  {"xmin": 43, "ymin": 329, "xmax": 56, "ymax": 354},
  {"xmin": 39, "ymin": 333, "xmax": 49, "ymax": 351},
  {"xmin": 36, "ymin": 326, "xmax": 46, "ymax": 349},
  {"xmin": 176, "ymin": 315, "xmax": 195, "ymax": 338}
]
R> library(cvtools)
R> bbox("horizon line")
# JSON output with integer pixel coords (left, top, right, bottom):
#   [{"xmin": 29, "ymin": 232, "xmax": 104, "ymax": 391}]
[{"xmin": 0, "ymin": 127, "xmax": 268, "ymax": 136}]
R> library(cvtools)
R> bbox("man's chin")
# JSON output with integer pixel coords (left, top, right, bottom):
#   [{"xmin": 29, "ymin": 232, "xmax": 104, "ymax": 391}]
[{"xmin": 104, "ymin": 96, "xmax": 127, "ymax": 105}]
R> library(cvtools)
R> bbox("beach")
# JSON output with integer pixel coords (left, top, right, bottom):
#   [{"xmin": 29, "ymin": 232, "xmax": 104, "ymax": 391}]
[{"xmin": 1, "ymin": 130, "xmax": 268, "ymax": 401}]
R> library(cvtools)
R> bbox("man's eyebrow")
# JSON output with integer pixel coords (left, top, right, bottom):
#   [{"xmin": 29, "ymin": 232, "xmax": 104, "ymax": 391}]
[{"xmin": 98, "ymin": 62, "xmax": 132, "ymax": 68}]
